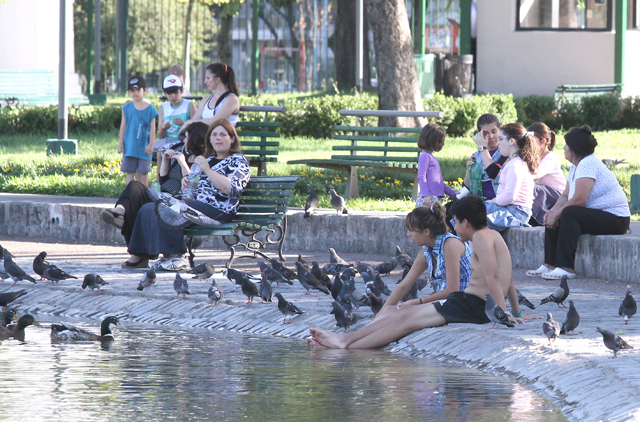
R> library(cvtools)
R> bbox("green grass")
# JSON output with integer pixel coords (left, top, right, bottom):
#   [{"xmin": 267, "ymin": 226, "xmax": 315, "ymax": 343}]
[{"xmin": 0, "ymin": 129, "xmax": 638, "ymax": 218}]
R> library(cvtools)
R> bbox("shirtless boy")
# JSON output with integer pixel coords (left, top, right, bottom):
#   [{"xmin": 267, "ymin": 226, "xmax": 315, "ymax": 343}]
[{"xmin": 308, "ymin": 195, "xmax": 525, "ymax": 349}]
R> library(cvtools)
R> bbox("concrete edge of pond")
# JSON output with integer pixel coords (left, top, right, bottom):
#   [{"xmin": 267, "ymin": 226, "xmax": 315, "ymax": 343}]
[{"xmin": 3, "ymin": 281, "xmax": 639, "ymax": 422}]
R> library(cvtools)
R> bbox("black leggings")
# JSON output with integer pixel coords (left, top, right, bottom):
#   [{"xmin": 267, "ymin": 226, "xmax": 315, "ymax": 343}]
[{"xmin": 544, "ymin": 206, "xmax": 630, "ymax": 270}]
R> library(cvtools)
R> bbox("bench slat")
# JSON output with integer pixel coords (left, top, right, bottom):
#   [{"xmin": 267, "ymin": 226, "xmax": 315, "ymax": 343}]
[
  {"xmin": 236, "ymin": 121, "xmax": 282, "ymax": 128},
  {"xmin": 331, "ymin": 154, "xmax": 418, "ymax": 163},
  {"xmin": 334, "ymin": 135, "xmax": 419, "ymax": 143},
  {"xmin": 241, "ymin": 190, "xmax": 293, "ymax": 198},
  {"xmin": 334, "ymin": 125, "xmax": 422, "ymax": 133},
  {"xmin": 243, "ymin": 150, "xmax": 279, "ymax": 155},
  {"xmin": 333, "ymin": 145, "xmax": 422, "ymax": 153},
  {"xmin": 241, "ymin": 141, "xmax": 280, "ymax": 147},
  {"xmin": 237, "ymin": 131, "xmax": 280, "ymax": 138}
]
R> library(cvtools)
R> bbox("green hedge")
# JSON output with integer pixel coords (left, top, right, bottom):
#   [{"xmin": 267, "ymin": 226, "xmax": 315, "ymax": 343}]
[{"xmin": 514, "ymin": 94, "xmax": 640, "ymax": 131}]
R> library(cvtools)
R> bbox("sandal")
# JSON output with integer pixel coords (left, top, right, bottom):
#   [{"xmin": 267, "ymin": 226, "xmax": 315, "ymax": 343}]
[
  {"xmin": 102, "ymin": 208, "xmax": 125, "ymax": 229},
  {"xmin": 121, "ymin": 258, "xmax": 149, "ymax": 269},
  {"xmin": 526, "ymin": 265, "xmax": 551, "ymax": 277}
]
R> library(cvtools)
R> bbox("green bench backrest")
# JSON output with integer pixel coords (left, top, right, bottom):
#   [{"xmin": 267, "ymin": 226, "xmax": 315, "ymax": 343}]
[
  {"xmin": 237, "ymin": 121, "xmax": 281, "ymax": 164},
  {"xmin": 0, "ymin": 69, "xmax": 87, "ymax": 106},
  {"xmin": 331, "ymin": 125, "xmax": 422, "ymax": 163},
  {"xmin": 555, "ymin": 84, "xmax": 622, "ymax": 103}
]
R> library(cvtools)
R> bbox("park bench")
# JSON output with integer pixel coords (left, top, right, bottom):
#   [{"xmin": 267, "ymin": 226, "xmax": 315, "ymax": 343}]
[
  {"xmin": 183, "ymin": 175, "xmax": 300, "ymax": 268},
  {"xmin": 0, "ymin": 69, "xmax": 88, "ymax": 108},
  {"xmin": 554, "ymin": 84, "xmax": 622, "ymax": 104},
  {"xmin": 287, "ymin": 109, "xmax": 444, "ymax": 200}
]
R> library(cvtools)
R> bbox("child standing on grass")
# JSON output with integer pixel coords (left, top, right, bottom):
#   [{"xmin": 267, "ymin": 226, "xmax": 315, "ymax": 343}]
[
  {"xmin": 416, "ymin": 124, "xmax": 457, "ymax": 207},
  {"xmin": 118, "ymin": 76, "xmax": 158, "ymax": 186}
]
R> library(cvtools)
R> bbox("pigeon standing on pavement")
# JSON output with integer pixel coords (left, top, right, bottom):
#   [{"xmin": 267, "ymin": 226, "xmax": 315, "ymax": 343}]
[
  {"xmin": 331, "ymin": 301, "xmax": 356, "ymax": 332},
  {"xmin": 43, "ymin": 264, "xmax": 78, "ymax": 284},
  {"xmin": 269, "ymin": 258, "xmax": 296, "ymax": 281},
  {"xmin": 540, "ymin": 275, "xmax": 570, "ymax": 308},
  {"xmin": 328, "ymin": 248, "xmax": 349, "ymax": 266},
  {"xmin": 223, "ymin": 268, "xmax": 251, "ymax": 293},
  {"xmin": 517, "ymin": 289, "xmax": 536, "ymax": 310},
  {"xmin": 173, "ymin": 273, "xmax": 190, "ymax": 299},
  {"xmin": 207, "ymin": 279, "xmax": 223, "ymax": 306},
  {"xmin": 366, "ymin": 287, "xmax": 386, "ymax": 315},
  {"xmin": 304, "ymin": 187, "xmax": 319, "ymax": 218},
  {"xmin": 0, "ymin": 290, "xmax": 27, "ymax": 311},
  {"xmin": 485, "ymin": 293, "xmax": 515, "ymax": 328},
  {"xmin": 331, "ymin": 273, "xmax": 343, "ymax": 301},
  {"xmin": 619, "ymin": 285, "xmax": 637, "ymax": 325},
  {"xmin": 394, "ymin": 246, "xmax": 414, "ymax": 268},
  {"xmin": 355, "ymin": 261, "xmax": 374, "ymax": 275},
  {"xmin": 328, "ymin": 189, "xmax": 348, "ymax": 214},
  {"xmin": 259, "ymin": 261, "xmax": 292, "ymax": 287},
  {"xmin": 596, "ymin": 327, "xmax": 634, "ymax": 358},
  {"xmin": 375, "ymin": 260, "xmax": 397, "ymax": 276},
  {"xmin": 296, "ymin": 254, "xmax": 309, "ymax": 269},
  {"xmin": 402, "ymin": 281, "xmax": 419, "ymax": 302},
  {"xmin": 296, "ymin": 262, "xmax": 330, "ymax": 295},
  {"xmin": 274, "ymin": 292, "xmax": 303, "ymax": 325},
  {"xmin": 542, "ymin": 312, "xmax": 561, "ymax": 345},
  {"xmin": 188, "ymin": 263, "xmax": 215, "ymax": 282},
  {"xmin": 137, "ymin": 269, "xmax": 156, "ymax": 294},
  {"xmin": 3, "ymin": 257, "xmax": 36, "ymax": 286},
  {"xmin": 33, "ymin": 252, "xmax": 49, "ymax": 280},
  {"xmin": 82, "ymin": 274, "xmax": 108, "ymax": 295},
  {"xmin": 311, "ymin": 261, "xmax": 332, "ymax": 289},
  {"xmin": 240, "ymin": 275, "xmax": 259, "ymax": 304},
  {"xmin": 259, "ymin": 275, "xmax": 273, "ymax": 303},
  {"xmin": 560, "ymin": 300, "xmax": 580, "ymax": 335}
]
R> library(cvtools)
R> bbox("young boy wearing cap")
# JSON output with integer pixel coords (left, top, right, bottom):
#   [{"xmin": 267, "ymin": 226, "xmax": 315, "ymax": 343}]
[
  {"xmin": 154, "ymin": 74, "xmax": 197, "ymax": 156},
  {"xmin": 118, "ymin": 76, "xmax": 158, "ymax": 186}
]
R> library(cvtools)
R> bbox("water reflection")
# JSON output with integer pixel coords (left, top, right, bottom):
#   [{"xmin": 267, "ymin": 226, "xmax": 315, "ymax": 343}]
[{"xmin": 0, "ymin": 316, "xmax": 566, "ymax": 421}]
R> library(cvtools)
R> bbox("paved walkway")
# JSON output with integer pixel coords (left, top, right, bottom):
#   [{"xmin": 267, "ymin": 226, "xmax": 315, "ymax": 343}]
[{"xmin": 0, "ymin": 237, "xmax": 639, "ymax": 421}]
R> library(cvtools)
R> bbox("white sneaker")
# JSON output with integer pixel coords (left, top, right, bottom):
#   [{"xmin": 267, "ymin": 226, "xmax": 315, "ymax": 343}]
[
  {"xmin": 541, "ymin": 268, "xmax": 577, "ymax": 280},
  {"xmin": 526, "ymin": 265, "xmax": 551, "ymax": 277}
]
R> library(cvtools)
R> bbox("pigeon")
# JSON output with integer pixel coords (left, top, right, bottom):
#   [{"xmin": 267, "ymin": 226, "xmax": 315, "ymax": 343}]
[
  {"xmin": 542, "ymin": 312, "xmax": 560, "ymax": 345},
  {"xmin": 259, "ymin": 275, "xmax": 273, "ymax": 303},
  {"xmin": 517, "ymin": 289, "xmax": 536, "ymax": 310},
  {"xmin": 396, "ymin": 265, "xmax": 411, "ymax": 284},
  {"xmin": 540, "ymin": 275, "xmax": 570, "ymax": 308},
  {"xmin": 367, "ymin": 268, "xmax": 391, "ymax": 297},
  {"xmin": 188, "ymin": 263, "xmax": 215, "ymax": 281},
  {"xmin": 82, "ymin": 273, "xmax": 108, "ymax": 295},
  {"xmin": 394, "ymin": 245, "xmax": 414, "ymax": 268},
  {"xmin": 269, "ymin": 258, "xmax": 296, "ymax": 281},
  {"xmin": 296, "ymin": 255, "xmax": 309, "ymax": 269},
  {"xmin": 402, "ymin": 281, "xmax": 419, "ymax": 302},
  {"xmin": 330, "ymin": 301, "xmax": 357, "ymax": 332},
  {"xmin": 602, "ymin": 158, "xmax": 626, "ymax": 168},
  {"xmin": 560, "ymin": 300, "xmax": 580, "ymax": 335},
  {"xmin": 596, "ymin": 327, "xmax": 634, "ymax": 358},
  {"xmin": 330, "ymin": 273, "xmax": 343, "ymax": 301},
  {"xmin": 137, "ymin": 269, "xmax": 156, "ymax": 294},
  {"xmin": 375, "ymin": 260, "xmax": 397, "ymax": 276},
  {"xmin": 43, "ymin": 264, "xmax": 78, "ymax": 284},
  {"xmin": 259, "ymin": 261, "xmax": 292, "ymax": 287},
  {"xmin": 619, "ymin": 285, "xmax": 637, "ymax": 325},
  {"xmin": 366, "ymin": 287, "xmax": 386, "ymax": 315},
  {"xmin": 430, "ymin": 279, "xmax": 440, "ymax": 293},
  {"xmin": 296, "ymin": 262, "xmax": 330, "ymax": 295},
  {"xmin": 415, "ymin": 276, "xmax": 430, "ymax": 291},
  {"xmin": 0, "ymin": 267, "xmax": 10, "ymax": 282},
  {"xmin": 485, "ymin": 293, "xmax": 514, "ymax": 328},
  {"xmin": 303, "ymin": 187, "xmax": 319, "ymax": 218},
  {"xmin": 32, "ymin": 251, "xmax": 49, "ymax": 280},
  {"xmin": 311, "ymin": 261, "xmax": 332, "ymax": 289},
  {"xmin": 3, "ymin": 256, "xmax": 36, "ymax": 285},
  {"xmin": 208, "ymin": 280, "xmax": 223, "ymax": 306},
  {"xmin": 274, "ymin": 292, "xmax": 303, "ymax": 324},
  {"xmin": 341, "ymin": 267, "xmax": 357, "ymax": 280},
  {"xmin": 223, "ymin": 268, "xmax": 252, "ymax": 293},
  {"xmin": 328, "ymin": 248, "xmax": 349, "ymax": 265},
  {"xmin": 0, "ymin": 290, "xmax": 27, "ymax": 311},
  {"xmin": 355, "ymin": 261, "xmax": 374, "ymax": 275},
  {"xmin": 173, "ymin": 273, "xmax": 190, "ymax": 299},
  {"xmin": 0, "ymin": 244, "xmax": 14, "ymax": 260},
  {"xmin": 328, "ymin": 188, "xmax": 348, "ymax": 214},
  {"xmin": 323, "ymin": 263, "xmax": 352, "ymax": 275},
  {"xmin": 240, "ymin": 274, "xmax": 259, "ymax": 304},
  {"xmin": 346, "ymin": 277, "xmax": 369, "ymax": 309}
]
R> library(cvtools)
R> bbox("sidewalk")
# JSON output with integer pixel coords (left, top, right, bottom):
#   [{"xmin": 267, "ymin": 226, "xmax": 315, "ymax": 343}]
[{"xmin": 0, "ymin": 237, "xmax": 639, "ymax": 422}]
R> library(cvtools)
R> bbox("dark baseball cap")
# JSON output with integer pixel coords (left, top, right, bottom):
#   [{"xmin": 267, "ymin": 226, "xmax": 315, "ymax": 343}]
[{"xmin": 127, "ymin": 76, "xmax": 146, "ymax": 90}]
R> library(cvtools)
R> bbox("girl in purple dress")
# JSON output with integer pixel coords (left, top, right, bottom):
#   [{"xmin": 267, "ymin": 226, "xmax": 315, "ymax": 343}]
[{"xmin": 416, "ymin": 124, "xmax": 457, "ymax": 207}]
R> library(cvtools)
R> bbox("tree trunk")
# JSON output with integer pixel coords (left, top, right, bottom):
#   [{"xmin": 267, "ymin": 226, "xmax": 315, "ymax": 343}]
[
  {"xmin": 332, "ymin": 0, "xmax": 371, "ymax": 91},
  {"xmin": 218, "ymin": 13, "xmax": 233, "ymax": 65},
  {"xmin": 367, "ymin": 0, "xmax": 424, "ymax": 128}
]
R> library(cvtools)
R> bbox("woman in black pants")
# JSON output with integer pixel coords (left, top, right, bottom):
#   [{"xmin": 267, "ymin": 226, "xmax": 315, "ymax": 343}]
[{"xmin": 526, "ymin": 126, "xmax": 630, "ymax": 280}]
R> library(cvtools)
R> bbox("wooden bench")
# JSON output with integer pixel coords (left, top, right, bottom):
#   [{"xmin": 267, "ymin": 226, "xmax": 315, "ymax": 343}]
[
  {"xmin": 0, "ymin": 69, "xmax": 88, "ymax": 108},
  {"xmin": 554, "ymin": 84, "xmax": 622, "ymax": 104},
  {"xmin": 288, "ymin": 109, "xmax": 444, "ymax": 200},
  {"xmin": 183, "ymin": 175, "xmax": 300, "ymax": 268}
]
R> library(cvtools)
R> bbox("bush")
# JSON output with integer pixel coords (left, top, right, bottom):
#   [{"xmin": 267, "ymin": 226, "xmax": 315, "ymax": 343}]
[
  {"xmin": 581, "ymin": 94, "xmax": 622, "ymax": 131},
  {"xmin": 513, "ymin": 95, "xmax": 556, "ymax": 127},
  {"xmin": 0, "ymin": 105, "xmax": 124, "ymax": 135},
  {"xmin": 621, "ymin": 96, "xmax": 640, "ymax": 128}
]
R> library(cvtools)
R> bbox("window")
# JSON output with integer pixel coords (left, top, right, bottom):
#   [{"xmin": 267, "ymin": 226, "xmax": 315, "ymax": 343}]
[
  {"xmin": 517, "ymin": 0, "xmax": 612, "ymax": 31},
  {"xmin": 633, "ymin": 0, "xmax": 640, "ymax": 28}
]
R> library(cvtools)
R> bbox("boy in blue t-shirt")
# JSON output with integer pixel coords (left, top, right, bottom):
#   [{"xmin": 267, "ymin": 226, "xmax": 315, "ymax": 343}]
[
  {"xmin": 154, "ymin": 74, "xmax": 196, "ymax": 157},
  {"xmin": 118, "ymin": 76, "xmax": 159, "ymax": 186}
]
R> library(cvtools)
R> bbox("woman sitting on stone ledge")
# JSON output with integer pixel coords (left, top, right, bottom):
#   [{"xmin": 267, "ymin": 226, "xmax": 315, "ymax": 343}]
[
  {"xmin": 101, "ymin": 119, "xmax": 250, "ymax": 270},
  {"xmin": 527, "ymin": 126, "xmax": 630, "ymax": 281}
]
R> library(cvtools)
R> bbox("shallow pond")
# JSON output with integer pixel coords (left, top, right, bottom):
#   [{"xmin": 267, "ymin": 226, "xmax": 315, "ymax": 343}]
[{"xmin": 0, "ymin": 316, "xmax": 567, "ymax": 421}]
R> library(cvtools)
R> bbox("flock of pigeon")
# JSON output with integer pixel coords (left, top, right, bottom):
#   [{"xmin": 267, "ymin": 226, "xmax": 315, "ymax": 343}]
[
  {"xmin": 1, "ymin": 241, "xmax": 638, "ymax": 358},
  {"xmin": 303, "ymin": 188, "xmax": 348, "ymax": 217},
  {"xmin": 486, "ymin": 275, "xmax": 637, "ymax": 359}
]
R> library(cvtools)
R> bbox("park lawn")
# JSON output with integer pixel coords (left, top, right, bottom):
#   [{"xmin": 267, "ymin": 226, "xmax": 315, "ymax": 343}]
[{"xmin": 0, "ymin": 129, "xmax": 638, "ymax": 218}]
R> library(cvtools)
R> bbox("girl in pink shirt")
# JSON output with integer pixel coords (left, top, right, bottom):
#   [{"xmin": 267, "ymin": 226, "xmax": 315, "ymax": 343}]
[
  {"xmin": 527, "ymin": 122, "xmax": 567, "ymax": 225},
  {"xmin": 416, "ymin": 124, "xmax": 457, "ymax": 207},
  {"xmin": 484, "ymin": 123, "xmax": 539, "ymax": 232}
]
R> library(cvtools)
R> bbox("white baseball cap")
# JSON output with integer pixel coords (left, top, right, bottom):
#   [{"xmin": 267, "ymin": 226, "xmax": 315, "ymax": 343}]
[{"xmin": 163, "ymin": 75, "xmax": 183, "ymax": 90}]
